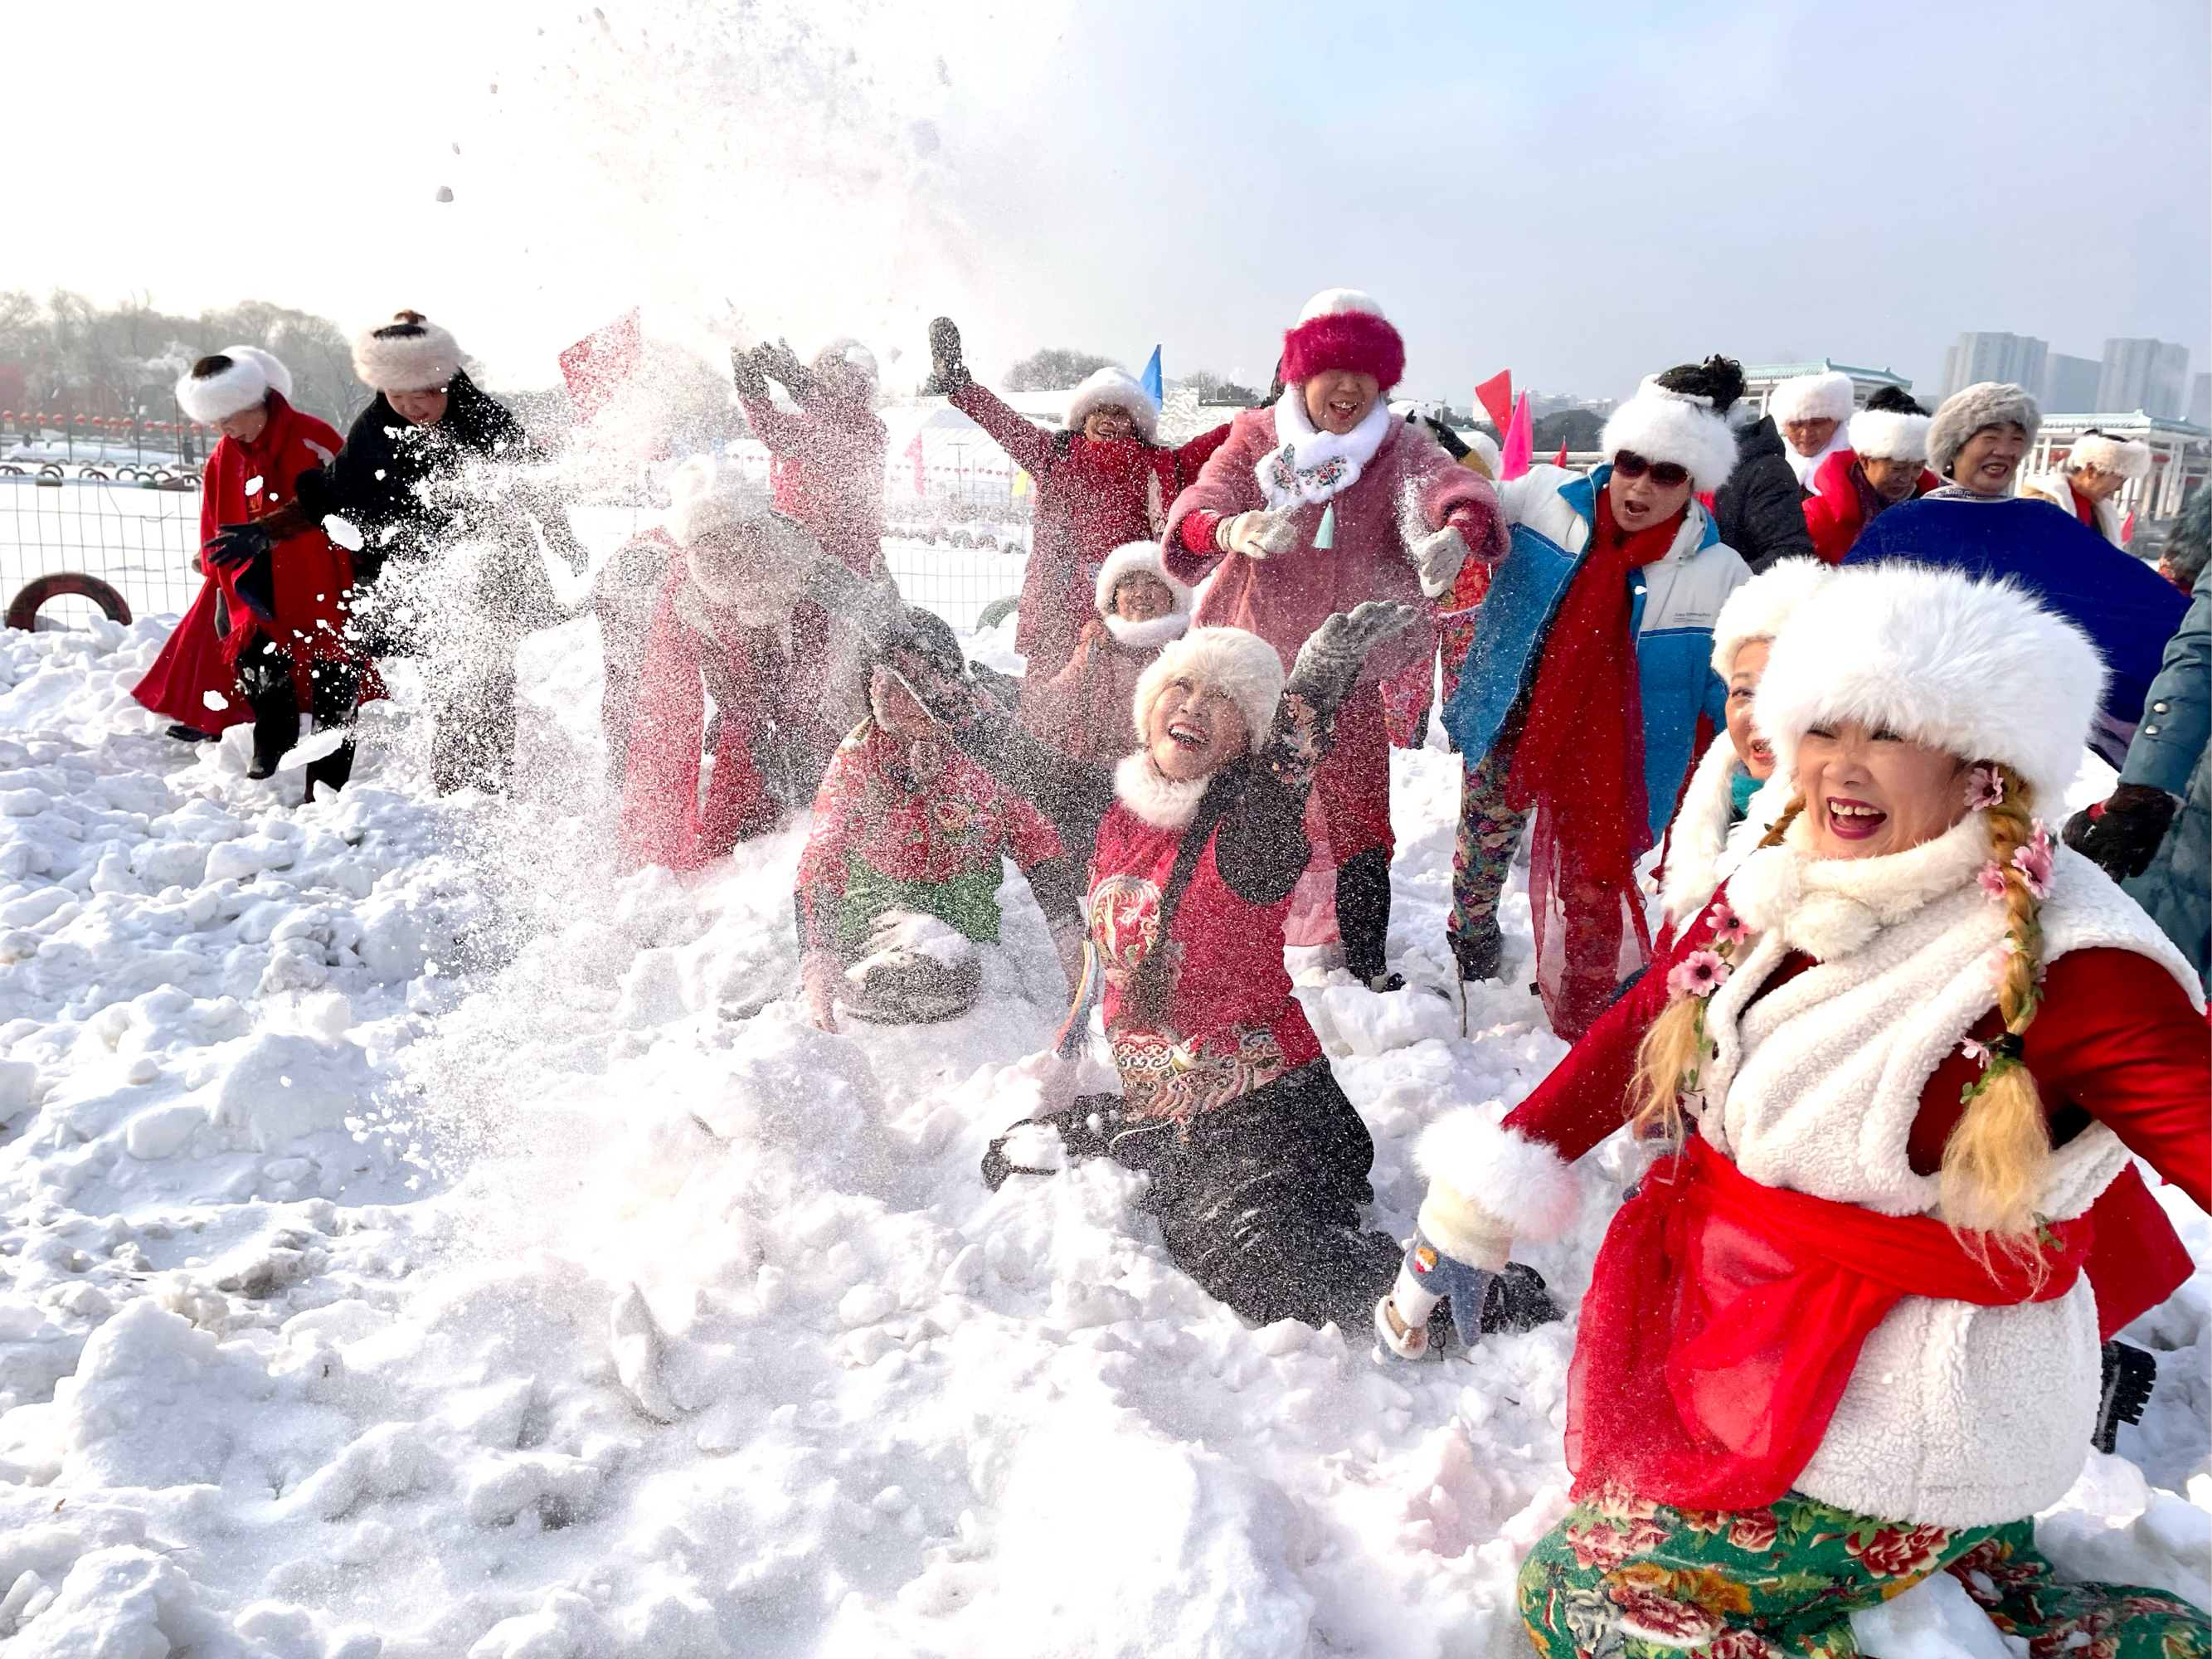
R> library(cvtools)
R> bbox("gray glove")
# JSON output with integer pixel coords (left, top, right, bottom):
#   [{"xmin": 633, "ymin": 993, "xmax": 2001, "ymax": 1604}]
[
  {"xmin": 759, "ymin": 338, "xmax": 814, "ymax": 402},
  {"xmin": 1411, "ymin": 525, "xmax": 1468, "ymax": 597},
  {"xmin": 731, "ymin": 343, "xmax": 769, "ymax": 401},
  {"xmin": 1283, "ymin": 601, "xmax": 1422, "ymax": 722},
  {"xmin": 921, "ymin": 316, "xmax": 970, "ymax": 397}
]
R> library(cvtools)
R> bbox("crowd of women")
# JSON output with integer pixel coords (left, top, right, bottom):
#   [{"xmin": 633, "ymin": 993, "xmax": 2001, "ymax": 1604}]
[{"xmin": 126, "ymin": 290, "xmax": 2210, "ymax": 1658}]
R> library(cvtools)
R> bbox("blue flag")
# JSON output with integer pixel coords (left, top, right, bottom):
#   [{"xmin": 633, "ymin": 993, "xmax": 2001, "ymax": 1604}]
[{"xmin": 1140, "ymin": 346, "xmax": 1163, "ymax": 408}]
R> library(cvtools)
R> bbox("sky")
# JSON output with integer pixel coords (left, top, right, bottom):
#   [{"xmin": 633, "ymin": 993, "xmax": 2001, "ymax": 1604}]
[{"xmin": 9, "ymin": 0, "xmax": 2209, "ymax": 407}]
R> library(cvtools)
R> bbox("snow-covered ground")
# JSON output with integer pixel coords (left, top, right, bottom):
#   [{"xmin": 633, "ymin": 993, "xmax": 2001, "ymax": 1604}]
[{"xmin": 0, "ymin": 612, "xmax": 2203, "ymax": 1659}]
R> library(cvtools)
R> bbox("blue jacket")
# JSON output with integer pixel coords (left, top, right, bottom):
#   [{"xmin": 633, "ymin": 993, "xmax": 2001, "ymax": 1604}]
[
  {"xmin": 1441, "ymin": 465, "xmax": 1750, "ymax": 843},
  {"xmin": 1844, "ymin": 497, "xmax": 2186, "ymax": 750}
]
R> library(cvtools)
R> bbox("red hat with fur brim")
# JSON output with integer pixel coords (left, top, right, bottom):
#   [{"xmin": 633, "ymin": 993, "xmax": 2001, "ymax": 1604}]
[{"xmin": 1281, "ymin": 309, "xmax": 1405, "ymax": 392}]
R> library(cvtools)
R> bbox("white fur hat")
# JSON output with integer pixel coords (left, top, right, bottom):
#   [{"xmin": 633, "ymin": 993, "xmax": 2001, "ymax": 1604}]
[
  {"xmin": 1093, "ymin": 541, "xmax": 1194, "ymax": 617},
  {"xmin": 1600, "ymin": 379, "xmax": 1739, "ymax": 494},
  {"xmin": 811, "ymin": 336, "xmax": 880, "ymax": 388},
  {"xmin": 1130, "ymin": 626, "xmax": 1283, "ymax": 747},
  {"xmin": 2068, "ymin": 431, "xmax": 2152, "ymax": 480},
  {"xmin": 1768, "ymin": 370, "xmax": 1856, "ymax": 426},
  {"xmin": 1709, "ymin": 557, "xmax": 1835, "ymax": 677},
  {"xmin": 1847, "ymin": 408, "xmax": 1931, "ymax": 463},
  {"xmin": 1757, "ymin": 564, "xmax": 2105, "ymax": 807},
  {"xmin": 352, "ymin": 310, "xmax": 463, "ymax": 392},
  {"xmin": 175, "ymin": 345, "xmax": 294, "ymax": 423},
  {"xmin": 664, "ymin": 453, "xmax": 814, "ymax": 563},
  {"xmin": 1928, "ymin": 382, "xmax": 2041, "ymax": 479},
  {"xmin": 1063, "ymin": 366, "xmax": 1159, "ymax": 444}
]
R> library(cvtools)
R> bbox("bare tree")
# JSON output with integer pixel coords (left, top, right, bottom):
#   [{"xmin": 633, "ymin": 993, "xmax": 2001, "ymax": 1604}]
[{"xmin": 1003, "ymin": 347, "xmax": 1115, "ymax": 392}]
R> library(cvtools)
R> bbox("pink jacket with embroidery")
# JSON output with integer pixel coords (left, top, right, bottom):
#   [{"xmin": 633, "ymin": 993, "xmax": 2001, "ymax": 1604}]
[{"xmin": 1163, "ymin": 407, "xmax": 1505, "ymax": 681}]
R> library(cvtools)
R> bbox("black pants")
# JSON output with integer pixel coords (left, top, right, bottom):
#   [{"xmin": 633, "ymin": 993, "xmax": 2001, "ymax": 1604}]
[
  {"xmin": 243, "ymin": 651, "xmax": 361, "ymax": 797},
  {"xmin": 1334, "ymin": 844, "xmax": 1393, "ymax": 982},
  {"xmin": 1014, "ymin": 1062, "xmax": 1401, "ymax": 1334}
]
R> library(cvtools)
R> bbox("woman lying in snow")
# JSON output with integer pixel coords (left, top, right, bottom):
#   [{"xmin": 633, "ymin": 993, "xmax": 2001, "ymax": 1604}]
[
  {"xmin": 794, "ymin": 607, "xmax": 1086, "ymax": 1030},
  {"xmin": 1385, "ymin": 564, "xmax": 2210, "ymax": 1658},
  {"xmin": 814, "ymin": 570, "xmax": 1559, "ymax": 1338},
  {"xmin": 1016, "ymin": 542, "xmax": 1194, "ymax": 766}
]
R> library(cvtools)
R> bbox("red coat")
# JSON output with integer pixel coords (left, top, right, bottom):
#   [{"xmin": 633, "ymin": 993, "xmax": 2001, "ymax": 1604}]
[
  {"xmin": 951, "ymin": 381, "xmax": 1228, "ymax": 679},
  {"xmin": 737, "ymin": 394, "xmax": 887, "ymax": 577},
  {"xmin": 1164, "ymin": 405, "xmax": 1504, "ymax": 683},
  {"xmin": 133, "ymin": 393, "xmax": 369, "ymax": 726},
  {"xmin": 1505, "ymin": 890, "xmax": 2210, "ymax": 1340},
  {"xmin": 1089, "ymin": 796, "xmax": 1323, "ymax": 1125},
  {"xmin": 1801, "ymin": 449, "xmax": 1941, "ymax": 564}
]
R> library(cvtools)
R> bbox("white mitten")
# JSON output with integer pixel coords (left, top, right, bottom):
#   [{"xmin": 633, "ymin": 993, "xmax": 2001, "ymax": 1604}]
[
  {"xmin": 1411, "ymin": 525, "xmax": 1469, "ymax": 598},
  {"xmin": 1217, "ymin": 510, "xmax": 1300, "ymax": 559}
]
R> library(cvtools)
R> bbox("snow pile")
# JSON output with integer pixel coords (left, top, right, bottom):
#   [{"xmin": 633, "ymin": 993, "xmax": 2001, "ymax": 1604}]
[{"xmin": 0, "ymin": 611, "xmax": 2202, "ymax": 1657}]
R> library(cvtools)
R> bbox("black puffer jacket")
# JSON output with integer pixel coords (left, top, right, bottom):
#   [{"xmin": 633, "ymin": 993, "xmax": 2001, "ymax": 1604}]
[
  {"xmin": 294, "ymin": 371, "xmax": 582, "ymax": 590},
  {"xmin": 1713, "ymin": 416, "xmax": 1815, "ymax": 574}
]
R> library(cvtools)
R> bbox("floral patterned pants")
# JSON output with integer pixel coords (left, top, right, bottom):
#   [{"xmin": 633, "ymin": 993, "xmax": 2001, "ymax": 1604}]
[
  {"xmin": 1449, "ymin": 747, "xmax": 1528, "ymax": 941},
  {"xmin": 1519, "ymin": 1484, "xmax": 2210, "ymax": 1659}
]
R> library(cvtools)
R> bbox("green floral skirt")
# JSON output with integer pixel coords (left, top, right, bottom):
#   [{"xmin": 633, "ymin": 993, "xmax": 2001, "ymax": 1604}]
[{"xmin": 1519, "ymin": 1482, "xmax": 2209, "ymax": 1659}]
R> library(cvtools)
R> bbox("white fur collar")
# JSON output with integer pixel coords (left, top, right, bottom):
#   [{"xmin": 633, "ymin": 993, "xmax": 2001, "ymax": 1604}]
[
  {"xmin": 1727, "ymin": 810, "xmax": 1991, "ymax": 961},
  {"xmin": 1114, "ymin": 752, "xmax": 1207, "ymax": 830},
  {"xmin": 1256, "ymin": 387, "xmax": 1394, "ymax": 510},
  {"xmin": 1101, "ymin": 611, "xmax": 1189, "ymax": 651},
  {"xmin": 1661, "ymin": 736, "xmax": 1780, "ymax": 926}
]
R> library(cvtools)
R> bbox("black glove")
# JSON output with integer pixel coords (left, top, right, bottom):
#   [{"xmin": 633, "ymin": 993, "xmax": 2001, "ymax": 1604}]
[
  {"xmin": 2063, "ymin": 784, "xmax": 2179, "ymax": 880},
  {"xmin": 759, "ymin": 338, "xmax": 814, "ymax": 402},
  {"xmin": 1421, "ymin": 413, "xmax": 1469, "ymax": 460},
  {"xmin": 204, "ymin": 521, "xmax": 274, "ymax": 572},
  {"xmin": 1263, "ymin": 601, "xmax": 1422, "ymax": 785},
  {"xmin": 921, "ymin": 316, "xmax": 970, "ymax": 397},
  {"xmin": 731, "ymin": 343, "xmax": 769, "ymax": 401}
]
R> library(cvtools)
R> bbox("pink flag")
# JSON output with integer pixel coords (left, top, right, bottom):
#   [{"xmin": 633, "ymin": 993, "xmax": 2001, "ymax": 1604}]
[
  {"xmin": 1500, "ymin": 392, "xmax": 1534, "ymax": 479},
  {"xmin": 558, "ymin": 309, "xmax": 642, "ymax": 421},
  {"xmin": 904, "ymin": 431, "xmax": 926, "ymax": 495}
]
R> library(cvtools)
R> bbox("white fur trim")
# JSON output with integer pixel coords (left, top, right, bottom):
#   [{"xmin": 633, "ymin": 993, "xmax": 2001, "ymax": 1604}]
[
  {"xmin": 1768, "ymin": 370, "xmax": 1856, "ymax": 426},
  {"xmin": 1130, "ymin": 625, "xmax": 1284, "ymax": 747},
  {"xmin": 1600, "ymin": 388, "xmax": 1738, "ymax": 493},
  {"xmin": 1412, "ymin": 1108, "xmax": 1581, "ymax": 1243},
  {"xmin": 1757, "ymin": 565, "xmax": 2103, "ymax": 808},
  {"xmin": 2067, "ymin": 432, "xmax": 2151, "ymax": 479},
  {"xmin": 1296, "ymin": 287, "xmax": 1386, "ymax": 324},
  {"xmin": 351, "ymin": 312, "xmax": 462, "ymax": 392},
  {"xmin": 1928, "ymin": 382, "xmax": 2041, "ymax": 478},
  {"xmin": 1846, "ymin": 408, "xmax": 1931, "ymax": 462},
  {"xmin": 1093, "ymin": 541, "xmax": 1194, "ymax": 619},
  {"xmin": 1709, "ymin": 557, "xmax": 1834, "ymax": 677},
  {"xmin": 176, "ymin": 344, "xmax": 288, "ymax": 423},
  {"xmin": 1062, "ymin": 366, "xmax": 1159, "ymax": 444},
  {"xmin": 1659, "ymin": 736, "xmax": 1791, "ymax": 926},
  {"xmin": 1111, "ymin": 752, "xmax": 1207, "ymax": 830},
  {"xmin": 1101, "ymin": 612, "xmax": 1190, "ymax": 650}
]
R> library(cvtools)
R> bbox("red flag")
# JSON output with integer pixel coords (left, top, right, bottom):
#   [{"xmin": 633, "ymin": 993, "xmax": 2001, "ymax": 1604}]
[
  {"xmin": 1554, "ymin": 440, "xmax": 1569, "ymax": 467},
  {"xmin": 1474, "ymin": 370, "xmax": 1514, "ymax": 433},
  {"xmin": 903, "ymin": 431, "xmax": 926, "ymax": 495},
  {"xmin": 559, "ymin": 309, "xmax": 642, "ymax": 421}
]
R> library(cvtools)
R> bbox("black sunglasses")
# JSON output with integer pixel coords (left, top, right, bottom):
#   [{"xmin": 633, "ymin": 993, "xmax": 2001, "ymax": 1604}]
[{"xmin": 1613, "ymin": 450, "xmax": 1690, "ymax": 488}]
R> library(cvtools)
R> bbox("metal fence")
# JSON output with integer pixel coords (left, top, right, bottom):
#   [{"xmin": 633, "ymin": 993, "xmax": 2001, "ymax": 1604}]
[{"xmin": 1, "ymin": 456, "xmax": 1031, "ymax": 638}]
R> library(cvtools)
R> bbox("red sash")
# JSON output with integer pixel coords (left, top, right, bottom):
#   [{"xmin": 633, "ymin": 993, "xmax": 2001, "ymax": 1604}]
[{"xmin": 1567, "ymin": 1133, "xmax": 2093, "ymax": 1511}]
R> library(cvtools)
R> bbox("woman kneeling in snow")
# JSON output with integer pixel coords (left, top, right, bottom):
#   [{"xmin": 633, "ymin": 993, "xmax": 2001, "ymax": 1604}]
[
  {"xmin": 1391, "ymin": 564, "xmax": 2210, "ymax": 1657},
  {"xmin": 1018, "ymin": 542, "xmax": 1194, "ymax": 766},
  {"xmin": 795, "ymin": 610, "xmax": 1087, "ymax": 1030}
]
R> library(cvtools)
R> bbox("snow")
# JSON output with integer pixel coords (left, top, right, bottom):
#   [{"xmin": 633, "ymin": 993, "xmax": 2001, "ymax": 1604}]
[{"xmin": 0, "ymin": 611, "xmax": 2201, "ymax": 1658}]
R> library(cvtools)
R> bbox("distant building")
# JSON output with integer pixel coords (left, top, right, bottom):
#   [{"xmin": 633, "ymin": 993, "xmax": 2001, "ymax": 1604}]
[
  {"xmin": 1940, "ymin": 333, "xmax": 2047, "ymax": 400},
  {"xmin": 2027, "ymin": 411, "xmax": 2210, "ymax": 530},
  {"xmin": 2040, "ymin": 353, "xmax": 2102, "ymax": 413},
  {"xmin": 1744, "ymin": 360, "xmax": 1914, "ymax": 416},
  {"xmin": 2192, "ymin": 372, "xmax": 2211, "ymax": 429},
  {"xmin": 2096, "ymin": 338, "xmax": 2190, "ymax": 420}
]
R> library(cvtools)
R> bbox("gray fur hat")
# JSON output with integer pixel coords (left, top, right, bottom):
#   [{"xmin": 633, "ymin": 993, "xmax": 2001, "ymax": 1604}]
[{"xmin": 1928, "ymin": 382, "xmax": 2041, "ymax": 479}]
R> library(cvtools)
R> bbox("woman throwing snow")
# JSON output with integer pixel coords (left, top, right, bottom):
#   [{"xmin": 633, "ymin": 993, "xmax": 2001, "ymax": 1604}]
[
  {"xmin": 1394, "ymin": 564, "xmax": 2209, "ymax": 1658},
  {"xmin": 1165, "ymin": 289, "xmax": 1505, "ymax": 990}
]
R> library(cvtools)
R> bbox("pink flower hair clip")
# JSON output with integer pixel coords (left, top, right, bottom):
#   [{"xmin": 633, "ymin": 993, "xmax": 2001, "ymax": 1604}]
[
  {"xmin": 1668, "ymin": 950, "xmax": 1731, "ymax": 999},
  {"xmin": 2010, "ymin": 821, "xmax": 2054, "ymax": 900},
  {"xmin": 1704, "ymin": 900, "xmax": 1749, "ymax": 947},
  {"xmin": 1976, "ymin": 863, "xmax": 2008, "ymax": 902},
  {"xmin": 1963, "ymin": 764, "xmax": 2006, "ymax": 812}
]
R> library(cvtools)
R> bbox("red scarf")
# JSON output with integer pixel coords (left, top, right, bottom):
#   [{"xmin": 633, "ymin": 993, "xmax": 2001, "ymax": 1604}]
[
  {"xmin": 1567, "ymin": 1133, "xmax": 2093, "ymax": 1512},
  {"xmin": 1504, "ymin": 489, "xmax": 1678, "ymax": 1037}
]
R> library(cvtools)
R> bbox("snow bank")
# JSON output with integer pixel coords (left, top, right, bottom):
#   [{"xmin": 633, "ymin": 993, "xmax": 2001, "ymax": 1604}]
[{"xmin": 0, "ymin": 612, "xmax": 2200, "ymax": 1657}]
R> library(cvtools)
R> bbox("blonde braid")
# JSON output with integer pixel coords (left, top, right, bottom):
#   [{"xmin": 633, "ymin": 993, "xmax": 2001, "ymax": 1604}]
[
  {"xmin": 1941, "ymin": 764, "xmax": 2053, "ymax": 1243},
  {"xmin": 1629, "ymin": 795, "xmax": 1809, "ymax": 1141}
]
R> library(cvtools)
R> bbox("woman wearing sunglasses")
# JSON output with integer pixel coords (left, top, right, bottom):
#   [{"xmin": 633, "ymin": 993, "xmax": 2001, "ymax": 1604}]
[{"xmin": 1439, "ymin": 362, "xmax": 1749, "ymax": 1037}]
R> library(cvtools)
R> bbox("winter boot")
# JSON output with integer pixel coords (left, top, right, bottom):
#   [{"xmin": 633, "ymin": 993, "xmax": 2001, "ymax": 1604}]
[
  {"xmin": 2093, "ymin": 1340, "xmax": 2156, "ymax": 1454},
  {"xmin": 1449, "ymin": 918, "xmax": 1504, "ymax": 983},
  {"xmin": 167, "ymin": 723, "xmax": 218, "ymax": 743},
  {"xmin": 1335, "ymin": 845, "xmax": 1402, "ymax": 991},
  {"xmin": 242, "ymin": 669, "xmax": 300, "ymax": 781},
  {"xmin": 1480, "ymin": 1262, "xmax": 1562, "ymax": 1334}
]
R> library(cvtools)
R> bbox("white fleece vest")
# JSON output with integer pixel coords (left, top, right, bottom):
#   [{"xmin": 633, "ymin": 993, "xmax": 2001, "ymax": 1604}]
[{"xmin": 1697, "ymin": 815, "xmax": 2201, "ymax": 1528}]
